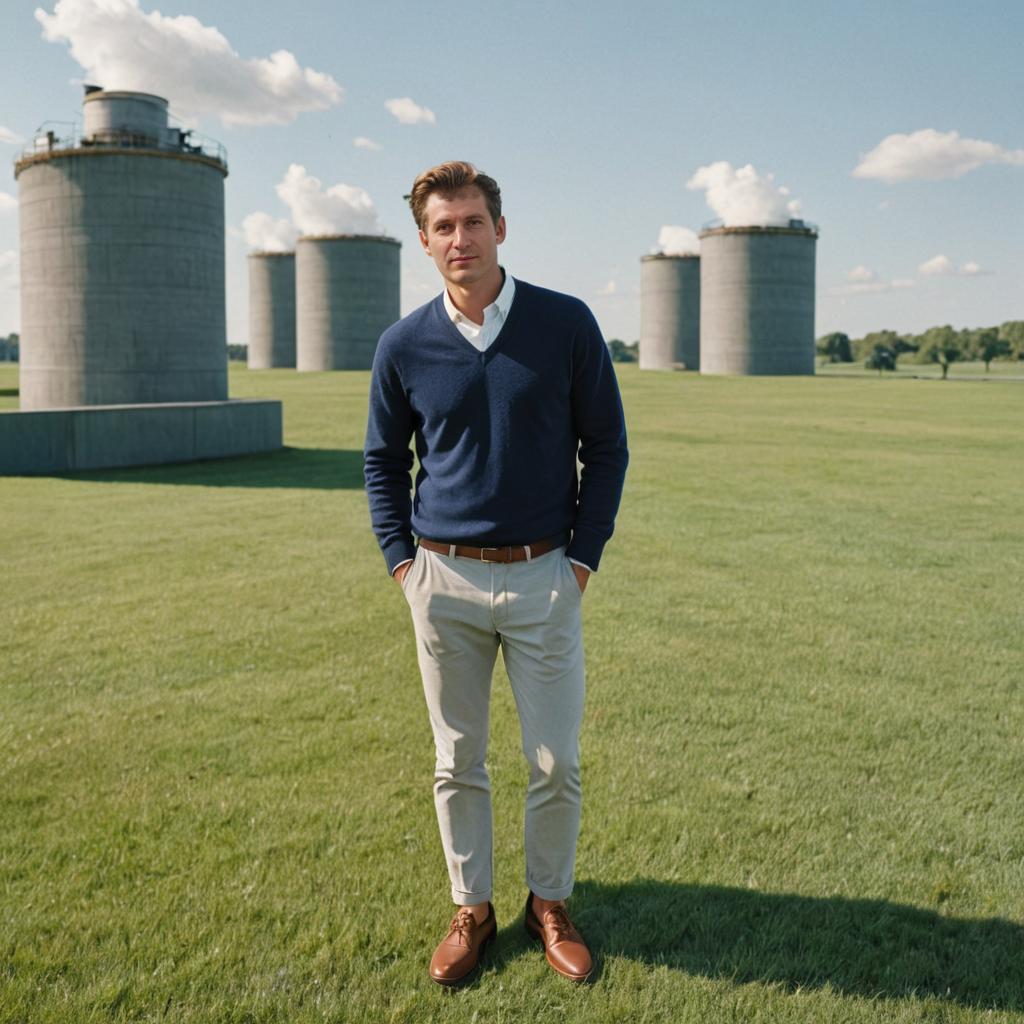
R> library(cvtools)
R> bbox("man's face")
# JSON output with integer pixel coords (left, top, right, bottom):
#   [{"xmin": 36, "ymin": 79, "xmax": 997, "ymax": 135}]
[{"xmin": 418, "ymin": 187, "xmax": 506, "ymax": 290}]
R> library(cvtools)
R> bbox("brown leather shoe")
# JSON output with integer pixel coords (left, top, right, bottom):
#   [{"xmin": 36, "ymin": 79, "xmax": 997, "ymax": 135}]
[
  {"xmin": 429, "ymin": 903, "xmax": 496, "ymax": 986},
  {"xmin": 524, "ymin": 892, "xmax": 593, "ymax": 982}
]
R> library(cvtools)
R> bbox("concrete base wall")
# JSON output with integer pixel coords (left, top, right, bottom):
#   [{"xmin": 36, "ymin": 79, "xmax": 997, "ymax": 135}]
[{"xmin": 0, "ymin": 399, "xmax": 282, "ymax": 475}]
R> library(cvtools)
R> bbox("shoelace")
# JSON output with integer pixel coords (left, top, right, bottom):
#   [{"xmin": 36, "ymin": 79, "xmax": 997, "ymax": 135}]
[
  {"xmin": 543, "ymin": 905, "xmax": 576, "ymax": 943},
  {"xmin": 449, "ymin": 910, "xmax": 478, "ymax": 946}
]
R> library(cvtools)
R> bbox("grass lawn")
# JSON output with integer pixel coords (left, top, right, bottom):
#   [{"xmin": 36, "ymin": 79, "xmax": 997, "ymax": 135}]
[{"xmin": 1, "ymin": 361, "xmax": 1022, "ymax": 1023}]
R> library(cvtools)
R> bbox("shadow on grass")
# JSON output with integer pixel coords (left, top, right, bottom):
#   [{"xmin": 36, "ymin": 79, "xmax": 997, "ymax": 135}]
[
  {"xmin": 491, "ymin": 880, "xmax": 1022, "ymax": 1009},
  {"xmin": 68, "ymin": 447, "xmax": 365, "ymax": 489},
  {"xmin": 0, "ymin": 387, "xmax": 18, "ymax": 397}
]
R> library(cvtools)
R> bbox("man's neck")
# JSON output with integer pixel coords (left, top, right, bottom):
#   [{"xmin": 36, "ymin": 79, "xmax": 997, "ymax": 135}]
[{"xmin": 446, "ymin": 267, "xmax": 504, "ymax": 326}]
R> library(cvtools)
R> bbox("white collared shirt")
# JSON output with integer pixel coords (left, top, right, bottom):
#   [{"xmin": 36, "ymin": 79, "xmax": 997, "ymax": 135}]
[{"xmin": 443, "ymin": 271, "xmax": 516, "ymax": 351}]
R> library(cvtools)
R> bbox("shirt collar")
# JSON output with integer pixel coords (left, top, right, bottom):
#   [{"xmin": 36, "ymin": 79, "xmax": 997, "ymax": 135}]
[{"xmin": 443, "ymin": 269, "xmax": 516, "ymax": 326}]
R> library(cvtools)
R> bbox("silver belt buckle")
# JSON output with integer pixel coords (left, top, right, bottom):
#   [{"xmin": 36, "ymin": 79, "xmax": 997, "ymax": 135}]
[{"xmin": 480, "ymin": 546, "xmax": 510, "ymax": 563}]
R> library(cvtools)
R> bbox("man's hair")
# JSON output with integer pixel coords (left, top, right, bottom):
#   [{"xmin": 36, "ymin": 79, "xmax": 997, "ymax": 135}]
[{"xmin": 407, "ymin": 161, "xmax": 502, "ymax": 232}]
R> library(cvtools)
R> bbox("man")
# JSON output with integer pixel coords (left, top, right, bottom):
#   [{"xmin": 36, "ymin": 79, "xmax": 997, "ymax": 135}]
[{"xmin": 364, "ymin": 161, "xmax": 628, "ymax": 986}]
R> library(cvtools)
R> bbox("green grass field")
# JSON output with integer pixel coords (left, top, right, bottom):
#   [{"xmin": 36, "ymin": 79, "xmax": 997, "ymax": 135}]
[{"xmin": 2, "ymin": 362, "xmax": 1022, "ymax": 1023}]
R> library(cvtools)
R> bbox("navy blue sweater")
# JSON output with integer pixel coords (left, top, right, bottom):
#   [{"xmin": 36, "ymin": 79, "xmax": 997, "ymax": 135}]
[{"xmin": 363, "ymin": 280, "xmax": 628, "ymax": 574}]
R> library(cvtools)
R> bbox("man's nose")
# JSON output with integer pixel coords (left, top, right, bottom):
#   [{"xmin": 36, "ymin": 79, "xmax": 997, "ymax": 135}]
[{"xmin": 453, "ymin": 224, "xmax": 469, "ymax": 247}]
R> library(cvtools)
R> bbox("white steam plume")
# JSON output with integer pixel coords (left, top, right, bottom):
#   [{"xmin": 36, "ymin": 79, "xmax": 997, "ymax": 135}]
[
  {"xmin": 0, "ymin": 192, "xmax": 17, "ymax": 213},
  {"xmin": 384, "ymin": 97, "xmax": 436, "ymax": 125},
  {"xmin": 686, "ymin": 161, "xmax": 802, "ymax": 227},
  {"xmin": 35, "ymin": 0, "xmax": 343, "ymax": 126},
  {"xmin": 242, "ymin": 212, "xmax": 298, "ymax": 253},
  {"xmin": 275, "ymin": 163, "xmax": 382, "ymax": 236},
  {"xmin": 0, "ymin": 126, "xmax": 24, "ymax": 146},
  {"xmin": 656, "ymin": 225, "xmax": 700, "ymax": 256},
  {"xmin": 853, "ymin": 129, "xmax": 1024, "ymax": 183}
]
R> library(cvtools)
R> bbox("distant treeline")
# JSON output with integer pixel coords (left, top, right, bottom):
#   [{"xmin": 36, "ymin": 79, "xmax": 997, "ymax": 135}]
[
  {"xmin": 818, "ymin": 321, "xmax": 1024, "ymax": 377},
  {"xmin": 0, "ymin": 336, "xmax": 251, "ymax": 364},
  {"xmin": 606, "ymin": 340, "xmax": 639, "ymax": 362}
]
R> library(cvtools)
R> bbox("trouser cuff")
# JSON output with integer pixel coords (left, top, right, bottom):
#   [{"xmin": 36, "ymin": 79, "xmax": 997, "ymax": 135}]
[
  {"xmin": 526, "ymin": 876, "xmax": 574, "ymax": 901},
  {"xmin": 452, "ymin": 886, "xmax": 493, "ymax": 906}
]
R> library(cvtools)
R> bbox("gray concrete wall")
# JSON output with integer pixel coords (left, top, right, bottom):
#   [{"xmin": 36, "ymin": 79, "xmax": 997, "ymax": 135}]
[
  {"xmin": 247, "ymin": 252, "xmax": 296, "ymax": 369},
  {"xmin": 639, "ymin": 254, "xmax": 700, "ymax": 370},
  {"xmin": 295, "ymin": 235, "xmax": 400, "ymax": 371},
  {"xmin": 699, "ymin": 227, "xmax": 817, "ymax": 375},
  {"xmin": 0, "ymin": 400, "xmax": 282, "ymax": 475},
  {"xmin": 17, "ymin": 150, "xmax": 228, "ymax": 408}
]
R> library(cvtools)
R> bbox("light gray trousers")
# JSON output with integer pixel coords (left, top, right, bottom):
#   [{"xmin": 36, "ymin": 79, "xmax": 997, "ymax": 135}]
[{"xmin": 401, "ymin": 544, "xmax": 586, "ymax": 905}]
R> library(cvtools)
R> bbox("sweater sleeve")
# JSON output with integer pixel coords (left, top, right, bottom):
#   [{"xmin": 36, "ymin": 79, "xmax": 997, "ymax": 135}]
[
  {"xmin": 363, "ymin": 341, "xmax": 418, "ymax": 574},
  {"xmin": 565, "ymin": 304, "xmax": 629, "ymax": 571}
]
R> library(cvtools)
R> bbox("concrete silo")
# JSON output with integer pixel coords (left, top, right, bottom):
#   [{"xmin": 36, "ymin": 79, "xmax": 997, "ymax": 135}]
[
  {"xmin": 295, "ymin": 235, "xmax": 400, "ymax": 371},
  {"xmin": 248, "ymin": 252, "xmax": 296, "ymax": 369},
  {"xmin": 639, "ymin": 254, "xmax": 700, "ymax": 370},
  {"xmin": 698, "ymin": 222, "xmax": 818, "ymax": 375},
  {"xmin": 1, "ymin": 86, "xmax": 282, "ymax": 474},
  {"xmin": 16, "ymin": 88, "xmax": 229, "ymax": 408}
]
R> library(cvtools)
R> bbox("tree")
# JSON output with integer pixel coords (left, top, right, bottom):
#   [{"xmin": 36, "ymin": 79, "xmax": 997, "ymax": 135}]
[
  {"xmin": 816, "ymin": 332, "xmax": 852, "ymax": 363},
  {"xmin": 0, "ymin": 333, "xmax": 18, "ymax": 363},
  {"xmin": 971, "ymin": 327, "xmax": 1009, "ymax": 371},
  {"xmin": 892, "ymin": 337, "xmax": 919, "ymax": 367},
  {"xmin": 606, "ymin": 339, "xmax": 638, "ymax": 363},
  {"xmin": 998, "ymin": 321, "xmax": 1024, "ymax": 360},
  {"xmin": 865, "ymin": 344, "xmax": 896, "ymax": 375},
  {"xmin": 918, "ymin": 325, "xmax": 962, "ymax": 378}
]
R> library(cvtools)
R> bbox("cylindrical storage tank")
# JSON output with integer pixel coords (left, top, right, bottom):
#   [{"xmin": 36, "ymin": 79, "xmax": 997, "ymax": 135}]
[
  {"xmin": 15, "ymin": 93, "xmax": 228, "ymax": 409},
  {"xmin": 83, "ymin": 90, "xmax": 169, "ymax": 146},
  {"xmin": 699, "ymin": 225, "xmax": 817, "ymax": 375},
  {"xmin": 247, "ymin": 252, "xmax": 296, "ymax": 369},
  {"xmin": 639, "ymin": 254, "xmax": 700, "ymax": 370},
  {"xmin": 295, "ymin": 235, "xmax": 401, "ymax": 371}
]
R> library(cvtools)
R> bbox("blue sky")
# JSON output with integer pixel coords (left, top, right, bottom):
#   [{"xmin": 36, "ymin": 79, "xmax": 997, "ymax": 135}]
[{"xmin": 1, "ymin": 0, "xmax": 1021, "ymax": 343}]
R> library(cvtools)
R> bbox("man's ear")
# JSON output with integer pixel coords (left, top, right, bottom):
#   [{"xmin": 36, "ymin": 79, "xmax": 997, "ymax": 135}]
[
  {"xmin": 418, "ymin": 229, "xmax": 431, "ymax": 255},
  {"xmin": 495, "ymin": 216, "xmax": 506, "ymax": 245}
]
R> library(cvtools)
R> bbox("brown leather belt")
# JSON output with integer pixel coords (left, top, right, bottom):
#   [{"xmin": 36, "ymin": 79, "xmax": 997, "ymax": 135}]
[{"xmin": 418, "ymin": 536, "xmax": 562, "ymax": 563}]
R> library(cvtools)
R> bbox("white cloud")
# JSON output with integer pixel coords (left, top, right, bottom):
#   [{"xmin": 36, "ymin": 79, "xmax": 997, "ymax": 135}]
[
  {"xmin": 0, "ymin": 192, "xmax": 17, "ymax": 213},
  {"xmin": 656, "ymin": 225, "xmax": 700, "ymax": 256},
  {"xmin": 275, "ymin": 163, "xmax": 382, "ymax": 236},
  {"xmin": 35, "ymin": 0, "xmax": 343, "ymax": 127},
  {"xmin": 853, "ymin": 128, "xmax": 1024, "ymax": 183},
  {"xmin": 846, "ymin": 265, "xmax": 877, "ymax": 283},
  {"xmin": 919, "ymin": 254, "xmax": 954, "ymax": 276},
  {"xmin": 353, "ymin": 136, "xmax": 382, "ymax": 151},
  {"xmin": 384, "ymin": 96, "xmax": 436, "ymax": 125},
  {"xmin": 0, "ymin": 126, "xmax": 24, "ymax": 146},
  {"xmin": 596, "ymin": 279, "xmax": 617, "ymax": 297},
  {"xmin": 686, "ymin": 161, "xmax": 802, "ymax": 227},
  {"xmin": 919, "ymin": 254, "xmax": 988, "ymax": 277},
  {"xmin": 241, "ymin": 211, "xmax": 298, "ymax": 253},
  {"xmin": 827, "ymin": 271, "xmax": 917, "ymax": 297}
]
